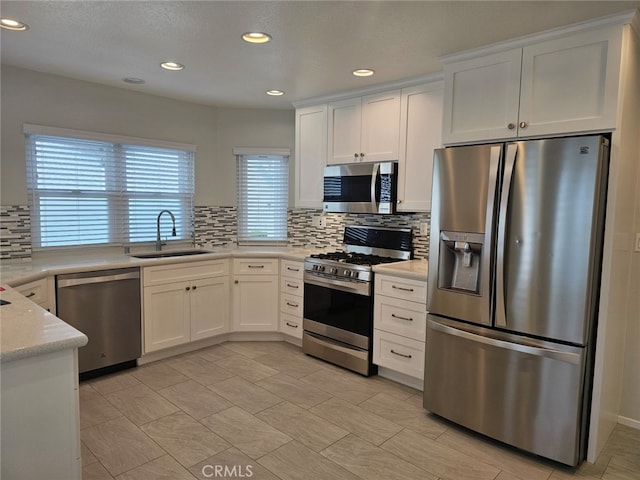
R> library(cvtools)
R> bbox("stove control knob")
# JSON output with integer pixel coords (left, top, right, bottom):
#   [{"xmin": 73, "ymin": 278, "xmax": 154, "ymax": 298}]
[
  {"xmin": 319, "ymin": 265, "xmax": 326, "ymax": 272},
  {"xmin": 330, "ymin": 267, "xmax": 338, "ymax": 274},
  {"xmin": 352, "ymin": 271, "xmax": 359, "ymax": 279},
  {"xmin": 312, "ymin": 265, "xmax": 319, "ymax": 271},
  {"xmin": 344, "ymin": 270, "xmax": 352, "ymax": 277}
]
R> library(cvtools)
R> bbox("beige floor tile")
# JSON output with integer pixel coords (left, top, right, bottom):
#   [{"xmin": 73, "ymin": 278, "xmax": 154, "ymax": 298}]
[
  {"xmin": 602, "ymin": 463, "xmax": 640, "ymax": 480},
  {"xmin": 140, "ymin": 412, "xmax": 230, "ymax": 467},
  {"xmin": 192, "ymin": 344, "xmax": 238, "ymax": 362},
  {"xmin": 257, "ymin": 401, "xmax": 349, "ymax": 452},
  {"xmin": 258, "ymin": 440, "xmax": 361, "ymax": 480},
  {"xmin": 256, "ymin": 373, "xmax": 333, "ymax": 409},
  {"xmin": 82, "ymin": 441, "xmax": 99, "ymax": 466},
  {"xmin": 166, "ymin": 356, "xmax": 235, "ymax": 385},
  {"xmin": 189, "ymin": 447, "xmax": 281, "ymax": 480},
  {"xmin": 366, "ymin": 375, "xmax": 420, "ymax": 400},
  {"xmin": 105, "ymin": 383, "xmax": 179, "ymax": 426},
  {"xmin": 225, "ymin": 340, "xmax": 299, "ymax": 358},
  {"xmin": 207, "ymin": 376, "xmax": 283, "ymax": 413},
  {"xmin": 130, "ymin": 362, "xmax": 189, "ymax": 390},
  {"xmin": 83, "ymin": 461, "xmax": 115, "ymax": 480},
  {"xmin": 300, "ymin": 369, "xmax": 380, "ymax": 404},
  {"xmin": 87, "ymin": 371, "xmax": 142, "ymax": 396},
  {"xmin": 359, "ymin": 392, "xmax": 447, "ymax": 438},
  {"xmin": 435, "ymin": 427, "xmax": 553, "ymax": 480},
  {"xmin": 254, "ymin": 351, "xmax": 327, "ymax": 378},
  {"xmin": 200, "ymin": 406, "xmax": 291, "ymax": 459},
  {"xmin": 381, "ymin": 428, "xmax": 501, "ymax": 480},
  {"xmin": 212, "ymin": 354, "xmax": 279, "ymax": 383},
  {"xmin": 81, "ymin": 416, "xmax": 165, "ymax": 476},
  {"xmin": 115, "ymin": 455, "xmax": 197, "ymax": 480},
  {"xmin": 158, "ymin": 380, "xmax": 232, "ymax": 419},
  {"xmin": 609, "ymin": 452, "xmax": 640, "ymax": 473},
  {"xmin": 310, "ymin": 396, "xmax": 403, "ymax": 446},
  {"xmin": 79, "ymin": 388, "xmax": 122, "ymax": 429},
  {"xmin": 321, "ymin": 433, "xmax": 438, "ymax": 480}
]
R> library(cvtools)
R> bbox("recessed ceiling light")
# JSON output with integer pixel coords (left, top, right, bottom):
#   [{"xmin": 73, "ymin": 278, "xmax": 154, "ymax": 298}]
[
  {"xmin": 242, "ymin": 32, "xmax": 272, "ymax": 44},
  {"xmin": 0, "ymin": 18, "xmax": 29, "ymax": 31},
  {"xmin": 266, "ymin": 90, "xmax": 284, "ymax": 96},
  {"xmin": 353, "ymin": 69, "xmax": 375, "ymax": 77},
  {"xmin": 123, "ymin": 77, "xmax": 146, "ymax": 85},
  {"xmin": 160, "ymin": 61, "xmax": 185, "ymax": 71}
]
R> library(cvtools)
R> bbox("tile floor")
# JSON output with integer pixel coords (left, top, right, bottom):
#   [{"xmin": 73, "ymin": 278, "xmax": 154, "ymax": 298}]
[{"xmin": 80, "ymin": 341, "xmax": 640, "ymax": 480}]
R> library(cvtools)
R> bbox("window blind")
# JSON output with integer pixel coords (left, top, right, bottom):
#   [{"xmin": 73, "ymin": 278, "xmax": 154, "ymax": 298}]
[
  {"xmin": 25, "ymin": 131, "xmax": 194, "ymax": 248},
  {"xmin": 236, "ymin": 153, "xmax": 289, "ymax": 245}
]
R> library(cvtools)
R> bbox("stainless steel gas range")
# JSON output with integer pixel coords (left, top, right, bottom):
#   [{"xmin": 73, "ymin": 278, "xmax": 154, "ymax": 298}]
[{"xmin": 302, "ymin": 225, "xmax": 413, "ymax": 375}]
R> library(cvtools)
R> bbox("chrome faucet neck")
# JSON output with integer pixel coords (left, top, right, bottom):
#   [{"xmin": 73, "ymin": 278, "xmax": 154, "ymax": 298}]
[{"xmin": 156, "ymin": 210, "xmax": 177, "ymax": 251}]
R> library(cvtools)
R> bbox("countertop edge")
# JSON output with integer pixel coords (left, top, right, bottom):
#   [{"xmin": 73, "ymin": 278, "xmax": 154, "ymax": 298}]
[{"xmin": 372, "ymin": 259, "xmax": 428, "ymax": 281}]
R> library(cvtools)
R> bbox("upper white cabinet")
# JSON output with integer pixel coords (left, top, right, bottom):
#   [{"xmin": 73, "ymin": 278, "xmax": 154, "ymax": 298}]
[
  {"xmin": 294, "ymin": 104, "xmax": 327, "ymax": 209},
  {"xmin": 397, "ymin": 82, "xmax": 443, "ymax": 212},
  {"xmin": 442, "ymin": 25, "xmax": 623, "ymax": 144},
  {"xmin": 327, "ymin": 90, "xmax": 401, "ymax": 164}
]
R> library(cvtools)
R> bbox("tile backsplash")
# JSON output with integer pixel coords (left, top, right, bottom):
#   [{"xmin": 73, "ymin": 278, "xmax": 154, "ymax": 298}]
[{"xmin": 0, "ymin": 205, "xmax": 430, "ymax": 260}]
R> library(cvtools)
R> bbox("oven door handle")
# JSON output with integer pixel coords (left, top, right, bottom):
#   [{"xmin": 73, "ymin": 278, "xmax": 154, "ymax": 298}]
[
  {"xmin": 304, "ymin": 331, "xmax": 368, "ymax": 353},
  {"xmin": 303, "ymin": 274, "xmax": 370, "ymax": 296}
]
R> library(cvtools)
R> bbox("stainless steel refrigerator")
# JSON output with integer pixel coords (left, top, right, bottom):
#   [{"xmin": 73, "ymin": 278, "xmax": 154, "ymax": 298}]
[{"xmin": 423, "ymin": 135, "xmax": 609, "ymax": 466}]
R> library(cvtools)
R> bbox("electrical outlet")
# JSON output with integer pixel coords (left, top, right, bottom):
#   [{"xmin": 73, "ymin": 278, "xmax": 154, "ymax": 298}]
[
  {"xmin": 419, "ymin": 222, "xmax": 429, "ymax": 236},
  {"xmin": 635, "ymin": 233, "xmax": 640, "ymax": 253},
  {"xmin": 319, "ymin": 216, "xmax": 326, "ymax": 227},
  {"xmin": 312, "ymin": 216, "xmax": 326, "ymax": 228}
]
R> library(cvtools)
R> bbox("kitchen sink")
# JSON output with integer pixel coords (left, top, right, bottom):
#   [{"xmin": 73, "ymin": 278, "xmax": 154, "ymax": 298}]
[{"xmin": 129, "ymin": 249, "xmax": 214, "ymax": 259}]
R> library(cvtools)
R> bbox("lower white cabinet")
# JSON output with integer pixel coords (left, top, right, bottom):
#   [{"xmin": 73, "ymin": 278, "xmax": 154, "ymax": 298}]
[
  {"xmin": 232, "ymin": 259, "xmax": 279, "ymax": 332},
  {"xmin": 373, "ymin": 273, "xmax": 428, "ymax": 380},
  {"xmin": 279, "ymin": 260, "xmax": 304, "ymax": 339},
  {"xmin": 143, "ymin": 260, "xmax": 230, "ymax": 353},
  {"xmin": 13, "ymin": 276, "xmax": 55, "ymax": 312}
]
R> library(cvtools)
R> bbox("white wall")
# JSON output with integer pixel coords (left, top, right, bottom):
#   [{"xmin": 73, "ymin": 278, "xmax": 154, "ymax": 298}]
[{"xmin": 0, "ymin": 66, "xmax": 294, "ymax": 206}]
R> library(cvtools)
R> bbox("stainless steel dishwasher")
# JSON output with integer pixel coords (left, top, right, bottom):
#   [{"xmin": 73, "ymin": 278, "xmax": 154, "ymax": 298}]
[{"xmin": 56, "ymin": 267, "xmax": 141, "ymax": 376}]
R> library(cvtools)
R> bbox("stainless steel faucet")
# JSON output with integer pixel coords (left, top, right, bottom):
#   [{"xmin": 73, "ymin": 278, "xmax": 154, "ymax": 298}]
[{"xmin": 156, "ymin": 210, "xmax": 176, "ymax": 251}]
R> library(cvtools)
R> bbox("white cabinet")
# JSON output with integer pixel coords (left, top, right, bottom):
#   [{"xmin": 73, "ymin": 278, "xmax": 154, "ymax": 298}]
[
  {"xmin": 295, "ymin": 104, "xmax": 327, "ymax": 208},
  {"xmin": 397, "ymin": 82, "xmax": 443, "ymax": 212},
  {"xmin": 142, "ymin": 260, "xmax": 230, "ymax": 353},
  {"xmin": 442, "ymin": 25, "xmax": 623, "ymax": 144},
  {"xmin": 279, "ymin": 260, "xmax": 304, "ymax": 339},
  {"xmin": 373, "ymin": 274, "xmax": 428, "ymax": 381},
  {"xmin": 13, "ymin": 277, "xmax": 55, "ymax": 312},
  {"xmin": 232, "ymin": 258, "xmax": 279, "ymax": 332},
  {"xmin": 327, "ymin": 90, "xmax": 401, "ymax": 164}
]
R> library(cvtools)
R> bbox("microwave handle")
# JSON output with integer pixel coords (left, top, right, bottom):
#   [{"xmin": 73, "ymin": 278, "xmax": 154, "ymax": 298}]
[{"xmin": 370, "ymin": 162, "xmax": 380, "ymax": 209}]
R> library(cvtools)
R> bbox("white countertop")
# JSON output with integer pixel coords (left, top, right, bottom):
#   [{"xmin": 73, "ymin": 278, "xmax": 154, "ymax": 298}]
[
  {"xmin": 373, "ymin": 259, "xmax": 428, "ymax": 281},
  {"xmin": 0, "ymin": 285, "xmax": 88, "ymax": 362}
]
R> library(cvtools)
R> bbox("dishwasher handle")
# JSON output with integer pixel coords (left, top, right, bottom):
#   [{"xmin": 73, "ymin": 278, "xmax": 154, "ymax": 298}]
[{"xmin": 57, "ymin": 270, "xmax": 139, "ymax": 288}]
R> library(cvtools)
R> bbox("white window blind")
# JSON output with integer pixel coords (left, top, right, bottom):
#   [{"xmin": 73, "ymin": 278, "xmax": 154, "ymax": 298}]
[
  {"xmin": 236, "ymin": 151, "xmax": 289, "ymax": 245},
  {"xmin": 25, "ymin": 127, "xmax": 195, "ymax": 248}
]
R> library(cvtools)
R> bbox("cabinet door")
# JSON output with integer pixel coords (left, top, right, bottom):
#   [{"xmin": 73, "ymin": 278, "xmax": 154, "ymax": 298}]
[
  {"xmin": 397, "ymin": 82, "xmax": 443, "ymax": 212},
  {"xmin": 232, "ymin": 275, "xmax": 279, "ymax": 331},
  {"xmin": 327, "ymin": 97, "xmax": 362, "ymax": 164},
  {"xmin": 295, "ymin": 105, "xmax": 327, "ymax": 208},
  {"xmin": 360, "ymin": 90, "xmax": 401, "ymax": 162},
  {"xmin": 143, "ymin": 282, "xmax": 190, "ymax": 353},
  {"xmin": 443, "ymin": 48, "xmax": 522, "ymax": 144},
  {"xmin": 518, "ymin": 26, "xmax": 622, "ymax": 137},
  {"xmin": 191, "ymin": 277, "xmax": 230, "ymax": 341}
]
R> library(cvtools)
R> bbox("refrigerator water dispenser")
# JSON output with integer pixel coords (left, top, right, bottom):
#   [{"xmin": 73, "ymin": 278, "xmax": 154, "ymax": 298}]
[{"xmin": 437, "ymin": 231, "xmax": 483, "ymax": 294}]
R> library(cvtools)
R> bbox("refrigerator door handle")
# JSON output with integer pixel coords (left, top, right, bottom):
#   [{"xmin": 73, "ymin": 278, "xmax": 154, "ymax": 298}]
[
  {"xmin": 495, "ymin": 143, "xmax": 518, "ymax": 328},
  {"xmin": 429, "ymin": 319, "xmax": 582, "ymax": 365}
]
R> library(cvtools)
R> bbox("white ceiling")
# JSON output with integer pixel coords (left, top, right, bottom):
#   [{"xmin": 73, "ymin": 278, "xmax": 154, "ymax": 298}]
[{"xmin": 1, "ymin": 1, "xmax": 639, "ymax": 109}]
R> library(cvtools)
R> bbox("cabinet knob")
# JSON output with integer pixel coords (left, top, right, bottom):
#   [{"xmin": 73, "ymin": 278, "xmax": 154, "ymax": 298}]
[
  {"xmin": 192, "ymin": 285, "xmax": 197, "ymax": 290},
  {"xmin": 397, "ymin": 199, "xmax": 402, "ymax": 204},
  {"xmin": 359, "ymin": 153, "xmax": 365, "ymax": 158},
  {"xmin": 234, "ymin": 280, "xmax": 239, "ymax": 284},
  {"xmin": 354, "ymin": 153, "xmax": 359, "ymax": 159},
  {"xmin": 185, "ymin": 286, "xmax": 191, "ymax": 291},
  {"xmin": 519, "ymin": 121, "xmax": 528, "ymax": 129},
  {"xmin": 507, "ymin": 123, "xmax": 516, "ymax": 130}
]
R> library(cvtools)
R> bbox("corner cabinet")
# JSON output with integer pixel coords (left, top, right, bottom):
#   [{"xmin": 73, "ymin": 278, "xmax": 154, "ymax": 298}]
[
  {"xmin": 442, "ymin": 24, "xmax": 623, "ymax": 144},
  {"xmin": 294, "ymin": 104, "xmax": 327, "ymax": 209},
  {"xmin": 142, "ymin": 260, "xmax": 230, "ymax": 353},
  {"xmin": 232, "ymin": 258, "xmax": 279, "ymax": 332},
  {"xmin": 327, "ymin": 90, "xmax": 401, "ymax": 164},
  {"xmin": 397, "ymin": 82, "xmax": 443, "ymax": 212}
]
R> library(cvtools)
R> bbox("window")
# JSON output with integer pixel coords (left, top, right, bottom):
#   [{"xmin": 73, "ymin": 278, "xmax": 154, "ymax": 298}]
[
  {"xmin": 235, "ymin": 148, "xmax": 290, "ymax": 245},
  {"xmin": 24, "ymin": 124, "xmax": 195, "ymax": 248}
]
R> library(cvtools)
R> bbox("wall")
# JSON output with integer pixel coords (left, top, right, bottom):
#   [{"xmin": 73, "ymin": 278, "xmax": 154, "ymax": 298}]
[{"xmin": 0, "ymin": 66, "xmax": 294, "ymax": 207}]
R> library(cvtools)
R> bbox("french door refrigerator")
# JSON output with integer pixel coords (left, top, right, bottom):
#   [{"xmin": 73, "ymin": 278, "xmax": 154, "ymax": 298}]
[{"xmin": 423, "ymin": 135, "xmax": 609, "ymax": 466}]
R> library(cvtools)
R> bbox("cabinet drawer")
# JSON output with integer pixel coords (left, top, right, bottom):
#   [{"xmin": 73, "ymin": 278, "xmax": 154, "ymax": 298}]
[
  {"xmin": 280, "ymin": 313, "xmax": 303, "ymax": 339},
  {"xmin": 281, "ymin": 260, "xmax": 304, "ymax": 279},
  {"xmin": 14, "ymin": 278, "xmax": 47, "ymax": 306},
  {"xmin": 233, "ymin": 258, "xmax": 279, "ymax": 275},
  {"xmin": 373, "ymin": 329, "xmax": 425, "ymax": 379},
  {"xmin": 144, "ymin": 260, "xmax": 229, "ymax": 286},
  {"xmin": 374, "ymin": 295, "xmax": 427, "ymax": 340},
  {"xmin": 280, "ymin": 293, "xmax": 303, "ymax": 317},
  {"xmin": 375, "ymin": 274, "xmax": 427, "ymax": 303},
  {"xmin": 280, "ymin": 276, "xmax": 303, "ymax": 296}
]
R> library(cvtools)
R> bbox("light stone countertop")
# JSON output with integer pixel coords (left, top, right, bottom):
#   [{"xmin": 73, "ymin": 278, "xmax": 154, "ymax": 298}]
[
  {"xmin": 372, "ymin": 259, "xmax": 428, "ymax": 281},
  {"xmin": 0, "ymin": 285, "xmax": 88, "ymax": 362}
]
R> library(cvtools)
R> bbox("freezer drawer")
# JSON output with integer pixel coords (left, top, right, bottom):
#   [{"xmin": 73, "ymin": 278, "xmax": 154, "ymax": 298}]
[{"xmin": 423, "ymin": 316, "xmax": 587, "ymax": 466}]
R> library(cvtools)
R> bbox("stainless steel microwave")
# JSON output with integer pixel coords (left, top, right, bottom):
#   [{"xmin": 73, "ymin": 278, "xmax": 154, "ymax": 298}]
[{"xmin": 323, "ymin": 162, "xmax": 398, "ymax": 214}]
